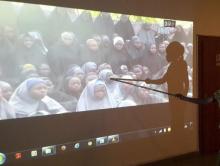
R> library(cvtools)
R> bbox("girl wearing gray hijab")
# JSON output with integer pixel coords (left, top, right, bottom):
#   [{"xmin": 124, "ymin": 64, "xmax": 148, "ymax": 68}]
[
  {"xmin": 9, "ymin": 78, "xmax": 67, "ymax": 118},
  {"xmin": 65, "ymin": 65, "xmax": 85, "ymax": 81},
  {"xmin": 76, "ymin": 79, "xmax": 116, "ymax": 112},
  {"xmin": 98, "ymin": 69, "xmax": 121, "ymax": 103},
  {"xmin": 82, "ymin": 62, "xmax": 97, "ymax": 75}
]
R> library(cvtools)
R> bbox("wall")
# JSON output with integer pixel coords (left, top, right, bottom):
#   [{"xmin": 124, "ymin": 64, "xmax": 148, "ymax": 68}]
[
  {"xmin": 196, "ymin": 0, "xmax": 220, "ymax": 36},
  {"xmin": 14, "ymin": 0, "xmax": 195, "ymax": 20}
]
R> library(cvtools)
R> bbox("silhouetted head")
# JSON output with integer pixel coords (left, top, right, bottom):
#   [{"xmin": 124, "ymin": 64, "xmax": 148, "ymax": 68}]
[{"xmin": 166, "ymin": 41, "xmax": 184, "ymax": 62}]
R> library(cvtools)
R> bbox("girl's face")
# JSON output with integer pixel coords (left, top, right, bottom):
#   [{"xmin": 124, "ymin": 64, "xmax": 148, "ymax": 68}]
[
  {"xmin": 121, "ymin": 65, "xmax": 128, "ymax": 74},
  {"xmin": 38, "ymin": 64, "xmax": 51, "ymax": 77},
  {"xmin": 134, "ymin": 40, "xmax": 142, "ymax": 49},
  {"xmin": 30, "ymin": 83, "xmax": 48, "ymax": 100},
  {"xmin": 62, "ymin": 36, "xmax": 73, "ymax": 46},
  {"xmin": 150, "ymin": 44, "xmax": 157, "ymax": 54},
  {"xmin": 142, "ymin": 66, "xmax": 150, "ymax": 77},
  {"xmin": 115, "ymin": 41, "xmax": 124, "ymax": 50},
  {"xmin": 102, "ymin": 36, "xmax": 111, "ymax": 47},
  {"xmin": 88, "ymin": 41, "xmax": 99, "ymax": 51},
  {"xmin": 1, "ymin": 85, "xmax": 13, "ymax": 101},
  {"xmin": 133, "ymin": 67, "xmax": 143, "ymax": 79},
  {"xmin": 68, "ymin": 77, "xmax": 81, "ymax": 93},
  {"xmin": 94, "ymin": 84, "xmax": 106, "ymax": 100},
  {"xmin": 24, "ymin": 36, "xmax": 34, "ymax": 48}
]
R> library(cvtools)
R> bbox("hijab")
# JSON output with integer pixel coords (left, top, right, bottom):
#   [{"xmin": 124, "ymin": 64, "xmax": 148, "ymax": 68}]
[
  {"xmin": 98, "ymin": 69, "xmax": 121, "ymax": 103},
  {"xmin": 82, "ymin": 62, "xmax": 97, "ymax": 74},
  {"xmin": 9, "ymin": 78, "xmax": 66, "ymax": 118},
  {"xmin": 76, "ymin": 79, "xmax": 116, "ymax": 112}
]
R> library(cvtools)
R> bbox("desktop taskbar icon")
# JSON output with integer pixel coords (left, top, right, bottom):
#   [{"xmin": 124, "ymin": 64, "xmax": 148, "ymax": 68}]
[
  {"xmin": 108, "ymin": 134, "xmax": 120, "ymax": 144},
  {"xmin": 0, "ymin": 153, "xmax": 6, "ymax": 165},
  {"xmin": 42, "ymin": 145, "xmax": 56, "ymax": 157},
  {"xmin": 15, "ymin": 152, "xmax": 22, "ymax": 160},
  {"xmin": 31, "ymin": 150, "xmax": 38, "ymax": 157},
  {"xmin": 96, "ymin": 136, "xmax": 108, "ymax": 146}
]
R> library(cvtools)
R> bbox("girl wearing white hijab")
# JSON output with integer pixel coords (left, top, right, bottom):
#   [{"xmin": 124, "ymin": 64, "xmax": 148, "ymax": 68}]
[
  {"xmin": 76, "ymin": 79, "xmax": 116, "ymax": 112},
  {"xmin": 9, "ymin": 78, "xmax": 67, "ymax": 118},
  {"xmin": 98, "ymin": 69, "xmax": 121, "ymax": 104},
  {"xmin": 113, "ymin": 36, "xmax": 125, "ymax": 46}
]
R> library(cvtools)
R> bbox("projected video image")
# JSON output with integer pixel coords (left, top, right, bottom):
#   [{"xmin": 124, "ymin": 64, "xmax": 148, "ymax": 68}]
[{"xmin": 0, "ymin": 1, "xmax": 193, "ymax": 119}]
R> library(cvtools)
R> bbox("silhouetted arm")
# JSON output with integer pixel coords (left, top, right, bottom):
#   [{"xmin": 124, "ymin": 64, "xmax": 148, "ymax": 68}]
[{"xmin": 145, "ymin": 73, "xmax": 167, "ymax": 85}]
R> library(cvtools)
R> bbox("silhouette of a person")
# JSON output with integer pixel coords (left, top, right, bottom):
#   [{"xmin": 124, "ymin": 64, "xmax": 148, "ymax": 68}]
[
  {"xmin": 145, "ymin": 41, "xmax": 189, "ymax": 97},
  {"xmin": 145, "ymin": 41, "xmax": 189, "ymax": 132}
]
